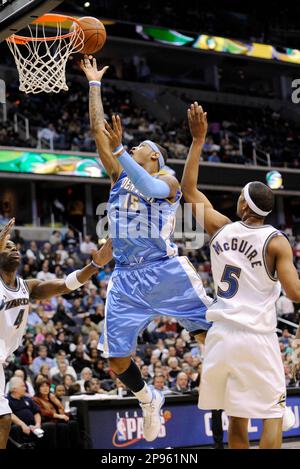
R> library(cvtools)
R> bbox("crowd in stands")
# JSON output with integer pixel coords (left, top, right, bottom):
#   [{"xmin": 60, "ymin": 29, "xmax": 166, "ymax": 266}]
[
  {"xmin": 2, "ymin": 224, "xmax": 300, "ymax": 447},
  {"xmin": 2, "ymin": 78, "xmax": 299, "ymax": 168}
]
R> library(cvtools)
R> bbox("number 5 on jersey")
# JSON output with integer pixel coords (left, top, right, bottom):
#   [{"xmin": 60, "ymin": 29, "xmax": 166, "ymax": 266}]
[{"xmin": 217, "ymin": 265, "xmax": 241, "ymax": 299}]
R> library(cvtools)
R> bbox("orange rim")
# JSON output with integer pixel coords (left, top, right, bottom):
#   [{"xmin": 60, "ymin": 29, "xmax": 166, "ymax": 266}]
[{"xmin": 6, "ymin": 13, "xmax": 83, "ymax": 44}]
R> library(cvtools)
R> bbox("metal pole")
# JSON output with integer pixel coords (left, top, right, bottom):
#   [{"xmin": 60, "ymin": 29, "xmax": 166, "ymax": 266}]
[
  {"xmin": 50, "ymin": 135, "xmax": 54, "ymax": 151},
  {"xmin": 2, "ymin": 103, "xmax": 7, "ymax": 123},
  {"xmin": 25, "ymin": 117, "xmax": 29, "ymax": 140},
  {"xmin": 31, "ymin": 182, "xmax": 38, "ymax": 226},
  {"xmin": 238, "ymin": 138, "xmax": 243, "ymax": 156},
  {"xmin": 14, "ymin": 113, "xmax": 18, "ymax": 134},
  {"xmin": 83, "ymin": 216, "xmax": 87, "ymax": 238},
  {"xmin": 277, "ymin": 317, "xmax": 298, "ymax": 328},
  {"xmin": 252, "ymin": 143, "xmax": 257, "ymax": 166}
]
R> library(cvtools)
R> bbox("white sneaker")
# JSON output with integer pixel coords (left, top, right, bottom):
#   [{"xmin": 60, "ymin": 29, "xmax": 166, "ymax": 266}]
[{"xmin": 140, "ymin": 389, "xmax": 165, "ymax": 442}]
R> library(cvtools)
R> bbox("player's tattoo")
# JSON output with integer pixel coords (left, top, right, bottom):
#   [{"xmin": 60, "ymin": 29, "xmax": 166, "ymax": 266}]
[{"xmin": 89, "ymin": 86, "xmax": 104, "ymax": 130}]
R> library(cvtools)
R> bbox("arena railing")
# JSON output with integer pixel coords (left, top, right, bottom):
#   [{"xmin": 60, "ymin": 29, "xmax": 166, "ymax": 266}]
[
  {"xmin": 252, "ymin": 142, "xmax": 271, "ymax": 167},
  {"xmin": 278, "ymin": 317, "xmax": 298, "ymax": 333},
  {"xmin": 14, "ymin": 112, "xmax": 30, "ymax": 141}
]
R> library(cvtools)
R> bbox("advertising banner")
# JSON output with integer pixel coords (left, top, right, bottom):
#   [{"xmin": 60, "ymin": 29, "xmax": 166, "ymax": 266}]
[
  {"xmin": 88, "ymin": 396, "xmax": 300, "ymax": 449},
  {"xmin": 0, "ymin": 150, "xmax": 106, "ymax": 178}
]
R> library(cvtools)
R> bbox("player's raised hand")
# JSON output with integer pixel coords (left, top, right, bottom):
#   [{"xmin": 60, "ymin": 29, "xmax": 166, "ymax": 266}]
[
  {"xmin": 80, "ymin": 55, "xmax": 109, "ymax": 82},
  {"xmin": 91, "ymin": 238, "xmax": 113, "ymax": 268},
  {"xmin": 102, "ymin": 115, "xmax": 123, "ymax": 152},
  {"xmin": 0, "ymin": 218, "xmax": 15, "ymax": 252},
  {"xmin": 188, "ymin": 101, "xmax": 207, "ymax": 143}
]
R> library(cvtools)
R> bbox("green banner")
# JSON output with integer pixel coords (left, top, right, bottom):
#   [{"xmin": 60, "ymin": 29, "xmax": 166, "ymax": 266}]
[{"xmin": 0, "ymin": 150, "xmax": 106, "ymax": 178}]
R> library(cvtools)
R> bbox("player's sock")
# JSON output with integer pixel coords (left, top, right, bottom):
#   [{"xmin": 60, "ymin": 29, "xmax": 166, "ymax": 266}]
[{"xmin": 117, "ymin": 360, "xmax": 152, "ymax": 403}]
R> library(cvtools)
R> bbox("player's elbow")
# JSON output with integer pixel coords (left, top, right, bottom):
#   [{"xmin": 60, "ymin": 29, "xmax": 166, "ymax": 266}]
[
  {"xmin": 182, "ymin": 185, "xmax": 197, "ymax": 202},
  {"xmin": 181, "ymin": 181, "xmax": 189, "ymax": 193},
  {"xmin": 91, "ymin": 124, "xmax": 104, "ymax": 135}
]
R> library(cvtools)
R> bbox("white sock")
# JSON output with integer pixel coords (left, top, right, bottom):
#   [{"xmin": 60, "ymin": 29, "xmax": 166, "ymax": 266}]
[{"xmin": 133, "ymin": 383, "xmax": 152, "ymax": 404}]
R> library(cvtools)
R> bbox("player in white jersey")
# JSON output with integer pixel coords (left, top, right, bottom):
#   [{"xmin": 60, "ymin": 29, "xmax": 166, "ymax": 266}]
[
  {"xmin": 0, "ymin": 219, "xmax": 112, "ymax": 448},
  {"xmin": 181, "ymin": 103, "xmax": 300, "ymax": 449}
]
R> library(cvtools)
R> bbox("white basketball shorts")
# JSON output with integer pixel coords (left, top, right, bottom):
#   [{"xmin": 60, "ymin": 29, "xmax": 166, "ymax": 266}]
[{"xmin": 199, "ymin": 321, "xmax": 286, "ymax": 419}]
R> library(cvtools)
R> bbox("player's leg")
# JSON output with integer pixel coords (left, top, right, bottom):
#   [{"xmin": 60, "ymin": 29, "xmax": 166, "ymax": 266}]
[
  {"xmin": 108, "ymin": 355, "xmax": 164, "ymax": 441},
  {"xmin": 98, "ymin": 272, "xmax": 164, "ymax": 441},
  {"xmin": 225, "ymin": 329, "xmax": 285, "ymax": 449},
  {"xmin": 193, "ymin": 331, "xmax": 207, "ymax": 345},
  {"xmin": 0, "ymin": 415, "xmax": 11, "ymax": 449},
  {"xmin": 228, "ymin": 417, "xmax": 249, "ymax": 449},
  {"xmin": 259, "ymin": 418, "xmax": 282, "ymax": 449},
  {"xmin": 109, "ymin": 356, "xmax": 152, "ymax": 402}
]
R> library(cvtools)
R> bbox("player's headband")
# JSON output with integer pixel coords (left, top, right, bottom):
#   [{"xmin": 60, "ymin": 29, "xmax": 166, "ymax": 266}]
[
  {"xmin": 142, "ymin": 140, "xmax": 165, "ymax": 169},
  {"xmin": 243, "ymin": 182, "xmax": 271, "ymax": 217}
]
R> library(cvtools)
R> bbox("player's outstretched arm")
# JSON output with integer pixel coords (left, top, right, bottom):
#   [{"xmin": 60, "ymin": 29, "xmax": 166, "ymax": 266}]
[
  {"xmin": 269, "ymin": 236, "xmax": 300, "ymax": 304},
  {"xmin": 103, "ymin": 115, "xmax": 179, "ymax": 199},
  {"xmin": 181, "ymin": 102, "xmax": 230, "ymax": 237},
  {"xmin": 270, "ymin": 235, "xmax": 300, "ymax": 344},
  {"xmin": 26, "ymin": 239, "xmax": 113, "ymax": 300},
  {"xmin": 80, "ymin": 55, "xmax": 122, "ymax": 184}
]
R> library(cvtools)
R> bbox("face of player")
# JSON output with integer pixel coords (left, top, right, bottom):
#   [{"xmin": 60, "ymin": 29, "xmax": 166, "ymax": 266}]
[
  {"xmin": 0, "ymin": 240, "xmax": 21, "ymax": 272},
  {"xmin": 130, "ymin": 143, "xmax": 159, "ymax": 169}
]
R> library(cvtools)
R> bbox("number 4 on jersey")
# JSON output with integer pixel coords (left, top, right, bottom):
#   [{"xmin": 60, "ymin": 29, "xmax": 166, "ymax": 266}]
[
  {"xmin": 217, "ymin": 265, "xmax": 241, "ymax": 299},
  {"xmin": 14, "ymin": 308, "xmax": 25, "ymax": 329}
]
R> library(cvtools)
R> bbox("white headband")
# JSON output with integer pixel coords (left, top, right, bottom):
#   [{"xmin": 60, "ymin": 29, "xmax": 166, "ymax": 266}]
[
  {"xmin": 243, "ymin": 183, "xmax": 271, "ymax": 217},
  {"xmin": 142, "ymin": 140, "xmax": 165, "ymax": 169}
]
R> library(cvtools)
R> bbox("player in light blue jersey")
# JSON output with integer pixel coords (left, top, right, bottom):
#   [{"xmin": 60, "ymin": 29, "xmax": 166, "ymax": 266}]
[{"xmin": 81, "ymin": 56, "xmax": 212, "ymax": 442}]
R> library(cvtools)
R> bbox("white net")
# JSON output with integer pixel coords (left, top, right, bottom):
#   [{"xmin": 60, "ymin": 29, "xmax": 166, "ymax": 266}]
[{"xmin": 6, "ymin": 17, "xmax": 84, "ymax": 94}]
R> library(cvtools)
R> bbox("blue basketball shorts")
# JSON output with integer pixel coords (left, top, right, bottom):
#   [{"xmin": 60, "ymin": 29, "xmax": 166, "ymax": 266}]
[{"xmin": 98, "ymin": 256, "xmax": 212, "ymax": 358}]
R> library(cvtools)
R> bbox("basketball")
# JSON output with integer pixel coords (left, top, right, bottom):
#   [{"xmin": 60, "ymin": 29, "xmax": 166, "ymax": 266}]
[{"xmin": 72, "ymin": 16, "xmax": 106, "ymax": 55}]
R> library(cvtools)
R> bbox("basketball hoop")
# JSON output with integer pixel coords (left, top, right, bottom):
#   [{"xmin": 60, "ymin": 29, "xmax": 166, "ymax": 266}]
[{"xmin": 6, "ymin": 13, "xmax": 84, "ymax": 94}]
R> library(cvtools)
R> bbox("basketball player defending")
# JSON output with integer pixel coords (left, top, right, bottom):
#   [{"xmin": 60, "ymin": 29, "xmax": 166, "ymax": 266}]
[
  {"xmin": 80, "ymin": 57, "xmax": 212, "ymax": 441},
  {"xmin": 181, "ymin": 102, "xmax": 300, "ymax": 449},
  {"xmin": 0, "ymin": 219, "xmax": 112, "ymax": 448}
]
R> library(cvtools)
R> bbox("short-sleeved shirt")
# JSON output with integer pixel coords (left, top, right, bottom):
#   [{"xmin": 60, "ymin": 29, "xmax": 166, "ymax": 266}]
[{"xmin": 8, "ymin": 395, "xmax": 40, "ymax": 426}]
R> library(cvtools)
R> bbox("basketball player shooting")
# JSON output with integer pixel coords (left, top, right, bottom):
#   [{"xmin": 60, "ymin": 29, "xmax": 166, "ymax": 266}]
[
  {"xmin": 181, "ymin": 102, "xmax": 300, "ymax": 449},
  {"xmin": 0, "ymin": 219, "xmax": 112, "ymax": 449},
  {"xmin": 80, "ymin": 56, "xmax": 212, "ymax": 442}
]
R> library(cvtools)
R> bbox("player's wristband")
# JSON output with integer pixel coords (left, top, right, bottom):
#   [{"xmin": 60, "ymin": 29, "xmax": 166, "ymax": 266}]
[
  {"xmin": 91, "ymin": 260, "xmax": 102, "ymax": 269},
  {"xmin": 112, "ymin": 144, "xmax": 124, "ymax": 156},
  {"xmin": 89, "ymin": 80, "xmax": 101, "ymax": 87},
  {"xmin": 65, "ymin": 270, "xmax": 84, "ymax": 290}
]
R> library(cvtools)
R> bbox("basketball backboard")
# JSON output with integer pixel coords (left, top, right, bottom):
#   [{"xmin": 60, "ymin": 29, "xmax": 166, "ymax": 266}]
[{"xmin": 0, "ymin": 0, "xmax": 64, "ymax": 41}]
